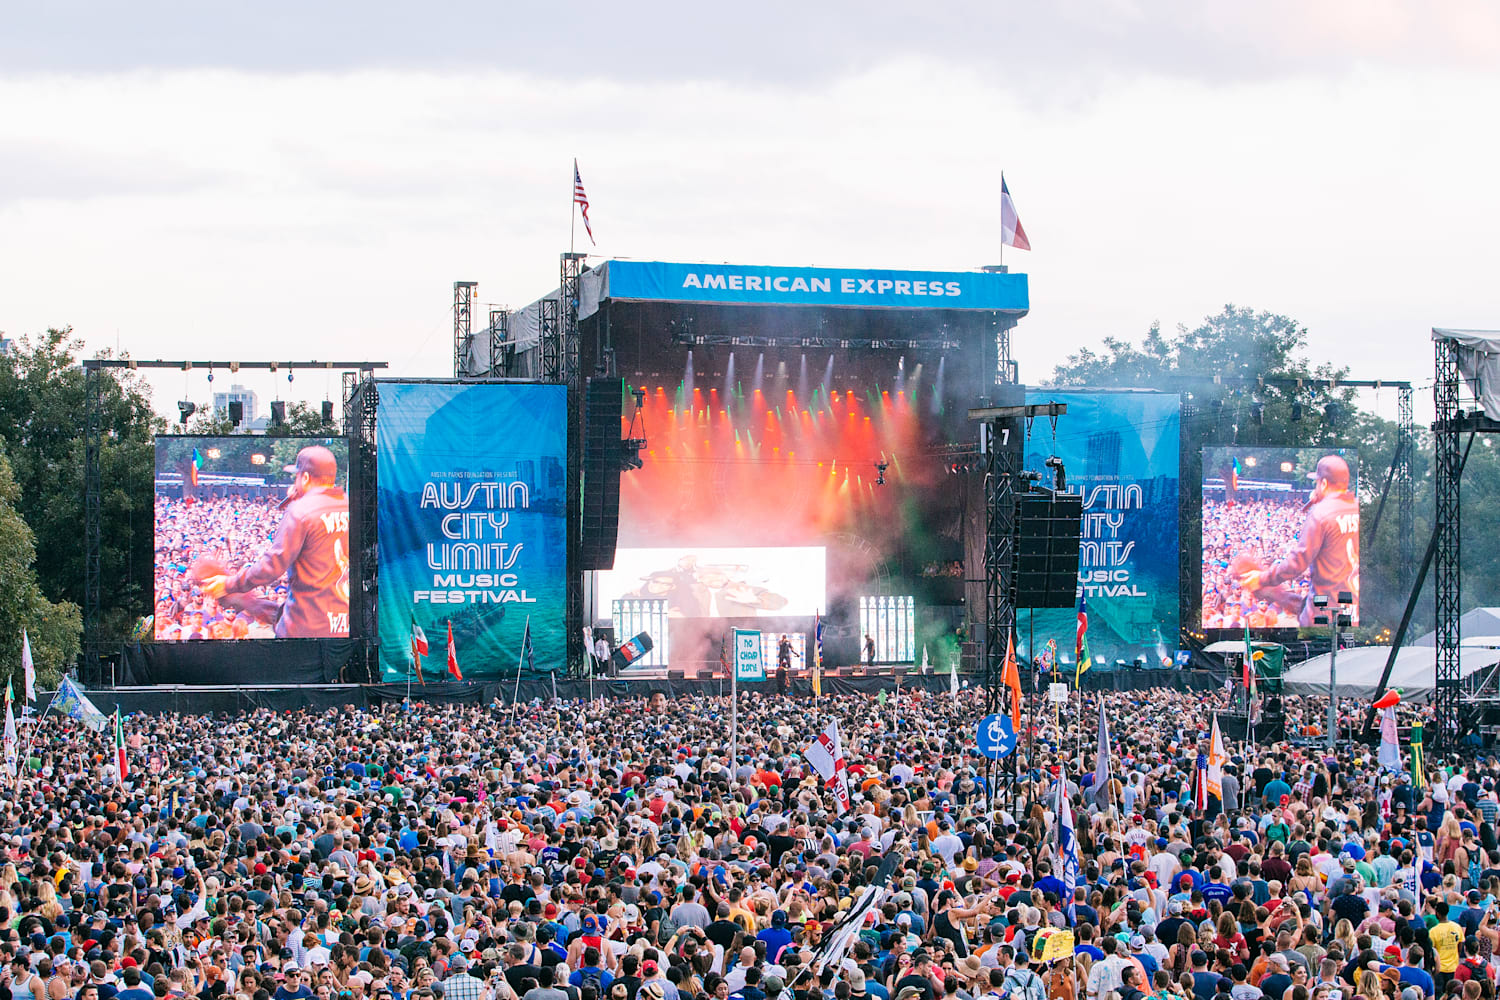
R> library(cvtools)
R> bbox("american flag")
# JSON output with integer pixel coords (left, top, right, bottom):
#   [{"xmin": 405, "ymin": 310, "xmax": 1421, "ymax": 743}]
[
  {"xmin": 573, "ymin": 159, "xmax": 594, "ymax": 245},
  {"xmin": 1194, "ymin": 752, "xmax": 1209, "ymax": 810}
]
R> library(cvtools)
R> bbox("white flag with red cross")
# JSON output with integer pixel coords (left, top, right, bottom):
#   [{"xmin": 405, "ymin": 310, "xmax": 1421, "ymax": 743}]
[{"xmin": 803, "ymin": 720, "xmax": 852, "ymax": 813}]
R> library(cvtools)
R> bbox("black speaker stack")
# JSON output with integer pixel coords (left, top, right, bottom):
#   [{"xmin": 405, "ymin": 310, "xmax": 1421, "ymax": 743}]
[
  {"xmin": 1013, "ymin": 490, "xmax": 1083, "ymax": 609},
  {"xmin": 581, "ymin": 377, "xmax": 624, "ymax": 570}
]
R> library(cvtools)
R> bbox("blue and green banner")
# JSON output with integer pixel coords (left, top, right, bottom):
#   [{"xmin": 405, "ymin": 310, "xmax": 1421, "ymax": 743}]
[
  {"xmin": 376, "ymin": 382, "xmax": 567, "ymax": 681},
  {"xmin": 1018, "ymin": 390, "xmax": 1180, "ymax": 670}
]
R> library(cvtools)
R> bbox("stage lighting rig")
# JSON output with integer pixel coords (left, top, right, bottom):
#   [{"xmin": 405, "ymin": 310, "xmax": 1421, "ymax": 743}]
[
  {"xmin": 621, "ymin": 438, "xmax": 646, "ymax": 471},
  {"xmin": 177, "ymin": 401, "xmax": 196, "ymax": 423},
  {"xmin": 875, "ymin": 461, "xmax": 888, "ymax": 485},
  {"xmin": 1045, "ymin": 455, "xmax": 1067, "ymax": 492}
]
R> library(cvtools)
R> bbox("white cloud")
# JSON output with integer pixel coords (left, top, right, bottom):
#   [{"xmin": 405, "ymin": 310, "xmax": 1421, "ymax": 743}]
[{"xmin": 0, "ymin": 61, "xmax": 1497, "ymax": 420}]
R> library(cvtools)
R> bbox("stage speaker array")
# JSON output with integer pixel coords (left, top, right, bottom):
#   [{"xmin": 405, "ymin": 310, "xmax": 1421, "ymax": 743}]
[
  {"xmin": 581, "ymin": 376, "xmax": 624, "ymax": 570},
  {"xmin": 1013, "ymin": 490, "xmax": 1083, "ymax": 608}
]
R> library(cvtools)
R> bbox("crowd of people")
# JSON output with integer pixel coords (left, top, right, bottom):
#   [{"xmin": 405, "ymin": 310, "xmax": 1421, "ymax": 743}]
[
  {"xmin": 1201, "ymin": 499, "xmax": 1308, "ymax": 630},
  {"xmin": 153, "ymin": 494, "xmax": 286, "ymax": 641},
  {"xmin": 0, "ymin": 685, "xmax": 1493, "ymax": 1000}
]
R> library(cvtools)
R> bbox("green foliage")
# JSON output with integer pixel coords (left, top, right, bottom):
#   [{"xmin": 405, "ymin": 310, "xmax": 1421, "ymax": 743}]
[
  {"xmin": 0, "ymin": 447, "xmax": 80, "ymax": 690},
  {"xmin": 0, "ymin": 329, "xmax": 158, "ymax": 645}
]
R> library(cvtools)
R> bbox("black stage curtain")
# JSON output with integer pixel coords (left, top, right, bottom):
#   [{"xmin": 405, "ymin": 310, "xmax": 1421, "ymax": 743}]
[{"xmin": 118, "ymin": 640, "xmax": 357, "ymax": 686}]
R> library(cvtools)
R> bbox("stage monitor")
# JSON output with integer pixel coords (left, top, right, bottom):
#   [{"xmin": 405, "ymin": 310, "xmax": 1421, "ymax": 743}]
[
  {"xmin": 1202, "ymin": 445, "xmax": 1359, "ymax": 629},
  {"xmin": 596, "ymin": 546, "xmax": 827, "ymax": 619},
  {"xmin": 153, "ymin": 435, "xmax": 350, "ymax": 640},
  {"xmin": 376, "ymin": 382, "xmax": 568, "ymax": 681}
]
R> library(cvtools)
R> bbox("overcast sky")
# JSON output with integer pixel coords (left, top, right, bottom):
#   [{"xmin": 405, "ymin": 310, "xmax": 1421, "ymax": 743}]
[{"xmin": 4, "ymin": 2, "xmax": 1498, "ymax": 423}]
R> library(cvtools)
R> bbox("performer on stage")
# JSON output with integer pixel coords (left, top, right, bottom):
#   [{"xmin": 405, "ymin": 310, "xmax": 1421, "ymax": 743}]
[
  {"xmin": 864, "ymin": 634, "xmax": 876, "ymax": 671},
  {"xmin": 777, "ymin": 634, "xmax": 796, "ymax": 694}
]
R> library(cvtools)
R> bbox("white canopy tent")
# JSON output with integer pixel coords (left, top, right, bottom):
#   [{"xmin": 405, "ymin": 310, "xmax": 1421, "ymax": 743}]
[{"xmin": 1282, "ymin": 643, "xmax": 1500, "ymax": 701}]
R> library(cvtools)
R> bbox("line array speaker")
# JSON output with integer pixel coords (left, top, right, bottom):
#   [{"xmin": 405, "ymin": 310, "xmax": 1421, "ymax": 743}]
[
  {"xmin": 1013, "ymin": 491, "xmax": 1083, "ymax": 609},
  {"xmin": 581, "ymin": 377, "xmax": 624, "ymax": 570}
]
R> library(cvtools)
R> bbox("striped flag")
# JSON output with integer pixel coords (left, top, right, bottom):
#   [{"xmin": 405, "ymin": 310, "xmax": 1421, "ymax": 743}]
[
  {"xmin": 1410, "ymin": 723, "xmax": 1425, "ymax": 789},
  {"xmin": 573, "ymin": 160, "xmax": 594, "ymax": 245},
  {"xmin": 1194, "ymin": 751, "xmax": 1209, "ymax": 810},
  {"xmin": 1000, "ymin": 174, "xmax": 1030, "ymax": 251},
  {"xmin": 114, "ymin": 708, "xmax": 128, "ymax": 785},
  {"xmin": 795, "ymin": 852, "xmax": 900, "ymax": 986},
  {"xmin": 813, "ymin": 613, "xmax": 823, "ymax": 698},
  {"xmin": 410, "ymin": 618, "xmax": 429, "ymax": 685},
  {"xmin": 1243, "ymin": 624, "xmax": 1262, "ymax": 696},
  {"xmin": 1075, "ymin": 595, "xmax": 1092, "ymax": 684}
]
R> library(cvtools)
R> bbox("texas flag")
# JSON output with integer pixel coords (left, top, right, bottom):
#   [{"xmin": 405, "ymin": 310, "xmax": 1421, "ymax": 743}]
[{"xmin": 1001, "ymin": 174, "xmax": 1030, "ymax": 251}]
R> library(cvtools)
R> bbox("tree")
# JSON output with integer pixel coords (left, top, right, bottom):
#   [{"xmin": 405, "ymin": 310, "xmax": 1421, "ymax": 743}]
[
  {"xmin": 0, "ymin": 330, "xmax": 158, "ymax": 645},
  {"xmin": 1049, "ymin": 305, "xmax": 1423, "ymax": 635},
  {"xmin": 0, "ymin": 447, "xmax": 80, "ymax": 691}
]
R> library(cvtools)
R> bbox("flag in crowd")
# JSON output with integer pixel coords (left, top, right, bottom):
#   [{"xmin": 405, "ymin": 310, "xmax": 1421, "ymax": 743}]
[
  {"xmin": 813, "ymin": 612, "xmax": 823, "ymax": 698},
  {"xmin": 798, "ymin": 851, "xmax": 901, "ymax": 985},
  {"xmin": 518, "ymin": 616, "xmax": 535, "ymax": 675},
  {"xmin": 1379, "ymin": 704, "xmax": 1401, "ymax": 772},
  {"xmin": 114, "ymin": 708, "xmax": 128, "ymax": 786},
  {"xmin": 803, "ymin": 720, "xmax": 852, "ymax": 814},
  {"xmin": 1410, "ymin": 723, "xmax": 1426, "ymax": 788},
  {"xmin": 52, "ymin": 677, "xmax": 109, "ymax": 732},
  {"xmin": 410, "ymin": 618, "xmax": 429, "ymax": 683},
  {"xmin": 573, "ymin": 160, "xmax": 594, "ymax": 245},
  {"xmin": 2, "ymin": 682, "xmax": 16, "ymax": 778},
  {"xmin": 1194, "ymin": 748, "xmax": 1210, "ymax": 810},
  {"xmin": 1076, "ymin": 595, "xmax": 1092, "ymax": 683},
  {"xmin": 1001, "ymin": 629, "xmax": 1022, "ymax": 731},
  {"xmin": 447, "ymin": 620, "xmax": 462, "ymax": 681},
  {"xmin": 1056, "ymin": 766, "xmax": 1079, "ymax": 920},
  {"xmin": 20, "ymin": 629, "xmax": 35, "ymax": 704},
  {"xmin": 1000, "ymin": 173, "xmax": 1030, "ymax": 251},
  {"xmin": 1093, "ymin": 699, "xmax": 1112, "ymax": 800},
  {"xmin": 1207, "ymin": 715, "xmax": 1227, "ymax": 800},
  {"xmin": 1242, "ymin": 624, "xmax": 1261, "ymax": 696}
]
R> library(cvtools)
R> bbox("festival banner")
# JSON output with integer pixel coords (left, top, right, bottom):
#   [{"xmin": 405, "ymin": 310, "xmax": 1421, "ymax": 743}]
[
  {"xmin": 1018, "ymin": 390, "xmax": 1180, "ymax": 670},
  {"xmin": 597, "ymin": 260, "xmax": 1029, "ymax": 312},
  {"xmin": 376, "ymin": 382, "xmax": 567, "ymax": 681}
]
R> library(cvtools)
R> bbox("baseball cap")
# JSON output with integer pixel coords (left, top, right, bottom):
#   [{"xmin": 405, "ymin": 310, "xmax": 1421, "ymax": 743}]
[{"xmin": 284, "ymin": 445, "xmax": 338, "ymax": 480}]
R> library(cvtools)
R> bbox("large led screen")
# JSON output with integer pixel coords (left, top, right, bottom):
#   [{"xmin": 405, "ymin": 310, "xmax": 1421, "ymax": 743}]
[
  {"xmin": 154, "ymin": 435, "xmax": 350, "ymax": 640},
  {"xmin": 596, "ymin": 547, "xmax": 827, "ymax": 618},
  {"xmin": 1202, "ymin": 446, "xmax": 1359, "ymax": 628},
  {"xmin": 1016, "ymin": 391, "xmax": 1180, "ymax": 669},
  {"xmin": 376, "ymin": 382, "xmax": 567, "ymax": 681}
]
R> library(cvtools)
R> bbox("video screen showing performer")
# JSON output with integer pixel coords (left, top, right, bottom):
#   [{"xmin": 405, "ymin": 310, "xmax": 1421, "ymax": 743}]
[
  {"xmin": 153, "ymin": 436, "xmax": 350, "ymax": 640},
  {"xmin": 1201, "ymin": 447, "xmax": 1359, "ymax": 629}
]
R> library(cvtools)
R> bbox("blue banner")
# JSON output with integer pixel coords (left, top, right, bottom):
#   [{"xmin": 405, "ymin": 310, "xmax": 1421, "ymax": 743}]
[
  {"xmin": 376, "ymin": 383, "xmax": 567, "ymax": 681},
  {"xmin": 1018, "ymin": 391, "xmax": 1180, "ymax": 670},
  {"xmin": 603, "ymin": 260, "xmax": 1028, "ymax": 312}
]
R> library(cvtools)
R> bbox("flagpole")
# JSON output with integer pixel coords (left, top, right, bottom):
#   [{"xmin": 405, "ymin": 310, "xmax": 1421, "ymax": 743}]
[
  {"xmin": 570, "ymin": 159, "xmax": 577, "ymax": 256},
  {"xmin": 512, "ymin": 615, "xmax": 530, "ymax": 715}
]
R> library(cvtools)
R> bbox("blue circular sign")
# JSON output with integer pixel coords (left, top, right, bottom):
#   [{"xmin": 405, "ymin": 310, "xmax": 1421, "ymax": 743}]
[{"xmin": 977, "ymin": 713, "xmax": 1018, "ymax": 759}]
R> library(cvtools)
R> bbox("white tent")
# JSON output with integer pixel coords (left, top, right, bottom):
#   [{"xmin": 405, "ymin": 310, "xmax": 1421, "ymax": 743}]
[{"xmin": 1282, "ymin": 644, "xmax": 1500, "ymax": 701}]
